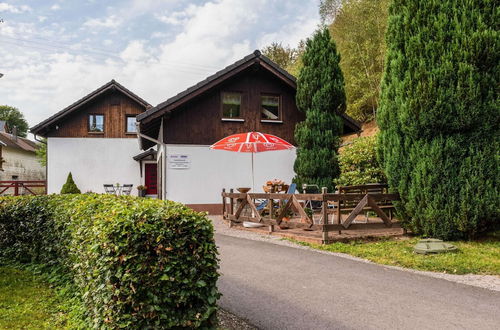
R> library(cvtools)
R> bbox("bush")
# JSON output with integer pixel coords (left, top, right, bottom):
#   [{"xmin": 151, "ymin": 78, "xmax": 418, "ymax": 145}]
[
  {"xmin": 60, "ymin": 172, "xmax": 81, "ymax": 194},
  {"xmin": 334, "ymin": 136, "xmax": 386, "ymax": 187},
  {"xmin": 377, "ymin": 0, "xmax": 499, "ymax": 239},
  {"xmin": 0, "ymin": 194, "xmax": 220, "ymax": 328}
]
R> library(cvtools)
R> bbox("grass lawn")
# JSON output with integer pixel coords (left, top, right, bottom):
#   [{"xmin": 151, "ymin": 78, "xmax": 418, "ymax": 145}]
[
  {"xmin": 288, "ymin": 233, "xmax": 500, "ymax": 275},
  {"xmin": 0, "ymin": 266, "xmax": 69, "ymax": 329}
]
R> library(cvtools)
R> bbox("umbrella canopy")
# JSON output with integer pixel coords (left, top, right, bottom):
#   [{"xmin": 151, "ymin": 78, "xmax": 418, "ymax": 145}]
[
  {"xmin": 210, "ymin": 132, "xmax": 295, "ymax": 192},
  {"xmin": 210, "ymin": 132, "xmax": 294, "ymax": 153}
]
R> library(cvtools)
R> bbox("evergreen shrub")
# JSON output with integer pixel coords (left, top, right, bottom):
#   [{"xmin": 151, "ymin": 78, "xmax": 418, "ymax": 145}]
[
  {"xmin": 377, "ymin": 0, "xmax": 499, "ymax": 239},
  {"xmin": 293, "ymin": 28, "xmax": 346, "ymax": 191},
  {"xmin": 0, "ymin": 194, "xmax": 220, "ymax": 328},
  {"xmin": 60, "ymin": 172, "xmax": 81, "ymax": 194}
]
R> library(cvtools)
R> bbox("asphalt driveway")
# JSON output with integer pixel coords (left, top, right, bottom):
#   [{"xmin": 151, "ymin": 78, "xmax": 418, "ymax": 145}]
[{"xmin": 216, "ymin": 234, "xmax": 500, "ymax": 330}]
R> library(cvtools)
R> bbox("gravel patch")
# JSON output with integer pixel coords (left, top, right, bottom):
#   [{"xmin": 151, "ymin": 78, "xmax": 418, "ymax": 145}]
[
  {"xmin": 217, "ymin": 309, "xmax": 257, "ymax": 330},
  {"xmin": 209, "ymin": 215, "xmax": 500, "ymax": 292}
]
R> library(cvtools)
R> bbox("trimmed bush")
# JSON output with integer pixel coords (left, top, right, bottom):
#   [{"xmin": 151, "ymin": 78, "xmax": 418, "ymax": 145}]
[
  {"xmin": 335, "ymin": 136, "xmax": 386, "ymax": 187},
  {"xmin": 377, "ymin": 0, "xmax": 499, "ymax": 239},
  {"xmin": 60, "ymin": 172, "xmax": 81, "ymax": 194},
  {"xmin": 0, "ymin": 194, "xmax": 220, "ymax": 328}
]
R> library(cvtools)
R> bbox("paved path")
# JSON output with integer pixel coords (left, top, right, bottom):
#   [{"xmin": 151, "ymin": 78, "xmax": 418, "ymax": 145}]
[{"xmin": 216, "ymin": 234, "xmax": 500, "ymax": 330}]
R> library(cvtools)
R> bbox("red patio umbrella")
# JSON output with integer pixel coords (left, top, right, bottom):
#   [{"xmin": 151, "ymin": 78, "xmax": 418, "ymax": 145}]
[{"xmin": 210, "ymin": 132, "xmax": 295, "ymax": 191}]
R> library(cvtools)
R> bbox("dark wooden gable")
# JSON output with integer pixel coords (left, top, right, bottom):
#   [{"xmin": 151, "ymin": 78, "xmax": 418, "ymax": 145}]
[
  {"xmin": 164, "ymin": 66, "xmax": 303, "ymax": 145},
  {"xmin": 46, "ymin": 91, "xmax": 145, "ymax": 138},
  {"xmin": 31, "ymin": 80, "xmax": 151, "ymax": 138}
]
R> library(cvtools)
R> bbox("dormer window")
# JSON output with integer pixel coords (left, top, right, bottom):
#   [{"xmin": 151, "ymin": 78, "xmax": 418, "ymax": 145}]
[
  {"xmin": 261, "ymin": 94, "xmax": 281, "ymax": 121},
  {"xmin": 222, "ymin": 92, "xmax": 242, "ymax": 119},
  {"xmin": 89, "ymin": 114, "xmax": 104, "ymax": 133}
]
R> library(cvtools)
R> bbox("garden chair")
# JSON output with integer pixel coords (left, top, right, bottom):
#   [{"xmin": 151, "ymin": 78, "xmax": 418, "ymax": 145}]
[
  {"xmin": 256, "ymin": 183, "xmax": 297, "ymax": 212},
  {"xmin": 121, "ymin": 184, "xmax": 133, "ymax": 196},
  {"xmin": 103, "ymin": 184, "xmax": 116, "ymax": 194}
]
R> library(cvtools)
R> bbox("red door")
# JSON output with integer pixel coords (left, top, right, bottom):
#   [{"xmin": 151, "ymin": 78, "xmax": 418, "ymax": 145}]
[{"xmin": 144, "ymin": 164, "xmax": 158, "ymax": 195}]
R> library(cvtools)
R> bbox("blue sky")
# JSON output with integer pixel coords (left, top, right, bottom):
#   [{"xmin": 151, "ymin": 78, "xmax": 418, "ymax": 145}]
[{"xmin": 0, "ymin": 0, "xmax": 320, "ymax": 134}]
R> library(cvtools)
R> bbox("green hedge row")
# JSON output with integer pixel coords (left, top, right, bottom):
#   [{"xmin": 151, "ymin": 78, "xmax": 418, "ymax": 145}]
[{"xmin": 0, "ymin": 194, "xmax": 220, "ymax": 328}]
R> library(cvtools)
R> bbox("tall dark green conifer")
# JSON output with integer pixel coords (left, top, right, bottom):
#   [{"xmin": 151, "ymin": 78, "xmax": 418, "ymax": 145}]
[
  {"xmin": 378, "ymin": 0, "xmax": 499, "ymax": 239},
  {"xmin": 293, "ymin": 28, "xmax": 346, "ymax": 191}
]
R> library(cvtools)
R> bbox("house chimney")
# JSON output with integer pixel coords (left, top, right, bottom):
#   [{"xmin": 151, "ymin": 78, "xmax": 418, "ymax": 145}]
[{"xmin": 11, "ymin": 126, "xmax": 17, "ymax": 141}]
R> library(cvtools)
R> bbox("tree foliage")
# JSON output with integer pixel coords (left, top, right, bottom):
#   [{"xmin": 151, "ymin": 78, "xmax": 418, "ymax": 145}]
[
  {"xmin": 319, "ymin": 0, "xmax": 342, "ymax": 24},
  {"xmin": 262, "ymin": 41, "xmax": 305, "ymax": 77},
  {"xmin": 60, "ymin": 172, "xmax": 81, "ymax": 194},
  {"xmin": 293, "ymin": 28, "xmax": 346, "ymax": 192},
  {"xmin": 378, "ymin": 0, "xmax": 499, "ymax": 239},
  {"xmin": 35, "ymin": 139, "xmax": 47, "ymax": 167},
  {"xmin": 335, "ymin": 136, "xmax": 386, "ymax": 187},
  {"xmin": 0, "ymin": 105, "xmax": 29, "ymax": 138},
  {"xmin": 329, "ymin": 0, "xmax": 389, "ymax": 122}
]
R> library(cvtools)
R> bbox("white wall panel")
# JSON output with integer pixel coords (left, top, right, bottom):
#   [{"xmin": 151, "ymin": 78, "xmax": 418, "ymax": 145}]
[
  {"xmin": 47, "ymin": 138, "xmax": 141, "ymax": 194},
  {"xmin": 165, "ymin": 145, "xmax": 296, "ymax": 204}
]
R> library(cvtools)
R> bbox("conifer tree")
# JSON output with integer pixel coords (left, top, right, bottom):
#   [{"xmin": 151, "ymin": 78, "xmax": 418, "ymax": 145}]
[
  {"xmin": 378, "ymin": 0, "xmax": 499, "ymax": 239},
  {"xmin": 293, "ymin": 28, "xmax": 346, "ymax": 191},
  {"xmin": 60, "ymin": 172, "xmax": 81, "ymax": 194}
]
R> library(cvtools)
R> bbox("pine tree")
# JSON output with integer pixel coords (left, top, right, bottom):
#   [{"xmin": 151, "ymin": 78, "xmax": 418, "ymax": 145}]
[
  {"xmin": 378, "ymin": 0, "xmax": 499, "ymax": 239},
  {"xmin": 293, "ymin": 28, "xmax": 346, "ymax": 192},
  {"xmin": 60, "ymin": 172, "xmax": 81, "ymax": 194}
]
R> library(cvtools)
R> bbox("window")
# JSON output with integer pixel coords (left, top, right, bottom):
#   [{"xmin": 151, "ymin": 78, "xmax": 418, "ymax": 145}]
[
  {"xmin": 88, "ymin": 114, "xmax": 104, "ymax": 132},
  {"xmin": 126, "ymin": 115, "xmax": 137, "ymax": 133},
  {"xmin": 222, "ymin": 92, "xmax": 242, "ymax": 119},
  {"xmin": 261, "ymin": 95, "xmax": 280, "ymax": 121}
]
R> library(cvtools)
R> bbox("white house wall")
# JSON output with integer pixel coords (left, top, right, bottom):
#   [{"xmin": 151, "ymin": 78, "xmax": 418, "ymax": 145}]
[
  {"xmin": 165, "ymin": 145, "xmax": 296, "ymax": 205},
  {"xmin": 47, "ymin": 138, "xmax": 141, "ymax": 194},
  {"xmin": 0, "ymin": 147, "xmax": 45, "ymax": 181}
]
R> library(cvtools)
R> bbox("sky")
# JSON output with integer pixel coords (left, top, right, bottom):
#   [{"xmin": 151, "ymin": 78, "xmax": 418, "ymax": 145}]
[{"xmin": 0, "ymin": 0, "xmax": 320, "ymax": 136}]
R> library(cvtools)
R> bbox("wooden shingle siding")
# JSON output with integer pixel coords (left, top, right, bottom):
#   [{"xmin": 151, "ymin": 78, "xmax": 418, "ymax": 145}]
[{"xmin": 47, "ymin": 91, "xmax": 145, "ymax": 138}]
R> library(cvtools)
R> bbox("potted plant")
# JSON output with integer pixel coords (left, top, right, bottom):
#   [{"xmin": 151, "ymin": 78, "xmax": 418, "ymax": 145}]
[{"xmin": 137, "ymin": 185, "xmax": 147, "ymax": 197}]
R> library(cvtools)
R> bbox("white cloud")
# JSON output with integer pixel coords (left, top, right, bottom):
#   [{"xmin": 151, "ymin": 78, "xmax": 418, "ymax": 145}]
[
  {"xmin": 50, "ymin": 4, "xmax": 60, "ymax": 11},
  {"xmin": 0, "ymin": 2, "xmax": 31, "ymax": 13},
  {"xmin": 83, "ymin": 15, "xmax": 122, "ymax": 29},
  {"xmin": 0, "ymin": 0, "xmax": 320, "ymax": 133}
]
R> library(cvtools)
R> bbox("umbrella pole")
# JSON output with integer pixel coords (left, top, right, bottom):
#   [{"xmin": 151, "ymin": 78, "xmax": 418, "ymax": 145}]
[{"xmin": 251, "ymin": 152, "xmax": 255, "ymax": 192}]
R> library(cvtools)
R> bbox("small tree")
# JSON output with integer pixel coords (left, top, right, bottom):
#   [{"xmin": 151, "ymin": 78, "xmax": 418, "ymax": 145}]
[
  {"xmin": 293, "ymin": 28, "xmax": 346, "ymax": 192},
  {"xmin": 60, "ymin": 172, "xmax": 81, "ymax": 194}
]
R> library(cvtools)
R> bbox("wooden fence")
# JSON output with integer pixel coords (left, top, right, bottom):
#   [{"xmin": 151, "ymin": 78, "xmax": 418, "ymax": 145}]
[
  {"xmin": 222, "ymin": 184, "xmax": 401, "ymax": 243},
  {"xmin": 0, "ymin": 180, "xmax": 47, "ymax": 196}
]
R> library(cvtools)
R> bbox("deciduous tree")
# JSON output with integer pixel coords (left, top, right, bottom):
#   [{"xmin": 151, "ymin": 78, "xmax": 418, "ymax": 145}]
[{"xmin": 0, "ymin": 105, "xmax": 29, "ymax": 137}]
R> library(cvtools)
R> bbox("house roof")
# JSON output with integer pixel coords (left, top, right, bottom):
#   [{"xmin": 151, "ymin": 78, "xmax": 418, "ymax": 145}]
[
  {"xmin": 133, "ymin": 148, "xmax": 157, "ymax": 161},
  {"xmin": 136, "ymin": 50, "xmax": 361, "ymax": 144},
  {"xmin": 137, "ymin": 50, "xmax": 297, "ymax": 123},
  {"xmin": 0, "ymin": 132, "xmax": 39, "ymax": 153},
  {"xmin": 30, "ymin": 80, "xmax": 152, "ymax": 136}
]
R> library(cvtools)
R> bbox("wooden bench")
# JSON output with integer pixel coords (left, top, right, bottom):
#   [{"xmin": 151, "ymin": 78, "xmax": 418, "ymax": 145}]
[{"xmin": 329, "ymin": 184, "xmax": 396, "ymax": 225}]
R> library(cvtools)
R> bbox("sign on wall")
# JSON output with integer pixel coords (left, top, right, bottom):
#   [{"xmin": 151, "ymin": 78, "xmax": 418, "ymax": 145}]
[{"xmin": 168, "ymin": 154, "xmax": 190, "ymax": 169}]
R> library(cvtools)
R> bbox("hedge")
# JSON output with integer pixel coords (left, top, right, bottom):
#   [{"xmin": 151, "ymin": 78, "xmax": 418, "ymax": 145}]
[{"xmin": 0, "ymin": 194, "xmax": 220, "ymax": 328}]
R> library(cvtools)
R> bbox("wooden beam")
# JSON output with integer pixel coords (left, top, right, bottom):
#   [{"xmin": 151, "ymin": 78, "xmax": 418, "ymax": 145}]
[
  {"xmin": 342, "ymin": 195, "xmax": 368, "ymax": 229},
  {"xmin": 366, "ymin": 195, "xmax": 392, "ymax": 227}
]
